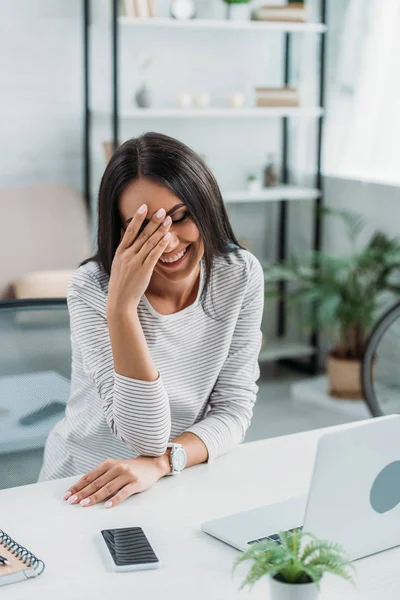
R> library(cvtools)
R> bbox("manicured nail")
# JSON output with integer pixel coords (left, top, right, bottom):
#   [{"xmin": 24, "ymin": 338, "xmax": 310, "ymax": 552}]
[
  {"xmin": 104, "ymin": 501, "xmax": 113, "ymax": 508},
  {"xmin": 67, "ymin": 494, "xmax": 78, "ymax": 504},
  {"xmin": 163, "ymin": 232, "xmax": 171, "ymax": 241},
  {"xmin": 163, "ymin": 216, "xmax": 171, "ymax": 227},
  {"xmin": 63, "ymin": 491, "xmax": 72, "ymax": 501},
  {"xmin": 138, "ymin": 204, "xmax": 147, "ymax": 214},
  {"xmin": 156, "ymin": 208, "xmax": 165, "ymax": 218},
  {"xmin": 80, "ymin": 498, "xmax": 90, "ymax": 507}
]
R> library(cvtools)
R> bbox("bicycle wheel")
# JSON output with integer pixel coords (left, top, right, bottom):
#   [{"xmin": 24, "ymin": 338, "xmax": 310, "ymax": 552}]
[{"xmin": 362, "ymin": 301, "xmax": 400, "ymax": 417}]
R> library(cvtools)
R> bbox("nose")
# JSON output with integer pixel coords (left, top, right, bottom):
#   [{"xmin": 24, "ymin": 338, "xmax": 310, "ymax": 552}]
[{"xmin": 164, "ymin": 232, "xmax": 180, "ymax": 253}]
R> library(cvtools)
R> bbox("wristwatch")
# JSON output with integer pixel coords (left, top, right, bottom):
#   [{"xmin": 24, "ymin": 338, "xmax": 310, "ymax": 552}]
[{"xmin": 166, "ymin": 443, "xmax": 187, "ymax": 475}]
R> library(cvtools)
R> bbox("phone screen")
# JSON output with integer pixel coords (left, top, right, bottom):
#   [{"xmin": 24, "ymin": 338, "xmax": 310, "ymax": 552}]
[{"xmin": 101, "ymin": 527, "xmax": 159, "ymax": 566}]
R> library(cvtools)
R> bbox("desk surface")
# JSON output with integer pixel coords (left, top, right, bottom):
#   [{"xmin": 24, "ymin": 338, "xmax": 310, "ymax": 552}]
[{"xmin": 1, "ymin": 425, "xmax": 400, "ymax": 600}]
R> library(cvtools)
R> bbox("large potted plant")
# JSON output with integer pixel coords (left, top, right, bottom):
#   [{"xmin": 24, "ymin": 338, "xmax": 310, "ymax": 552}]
[
  {"xmin": 222, "ymin": 0, "xmax": 251, "ymax": 21},
  {"xmin": 234, "ymin": 529, "xmax": 354, "ymax": 600},
  {"xmin": 263, "ymin": 208, "xmax": 400, "ymax": 399}
]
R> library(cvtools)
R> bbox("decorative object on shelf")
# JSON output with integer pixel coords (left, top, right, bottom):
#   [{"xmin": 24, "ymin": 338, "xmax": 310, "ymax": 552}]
[
  {"xmin": 103, "ymin": 141, "xmax": 114, "ymax": 163},
  {"xmin": 263, "ymin": 208, "xmax": 400, "ymax": 400},
  {"xmin": 223, "ymin": 0, "xmax": 251, "ymax": 21},
  {"xmin": 194, "ymin": 92, "xmax": 211, "ymax": 107},
  {"xmin": 234, "ymin": 529, "xmax": 354, "ymax": 600},
  {"xmin": 252, "ymin": 3, "xmax": 308, "ymax": 23},
  {"xmin": 132, "ymin": 53, "xmax": 153, "ymax": 108},
  {"xmin": 121, "ymin": 0, "xmax": 155, "ymax": 18},
  {"xmin": 135, "ymin": 82, "xmax": 152, "ymax": 108},
  {"xmin": 263, "ymin": 153, "xmax": 279, "ymax": 187},
  {"xmin": 228, "ymin": 91, "xmax": 245, "ymax": 108},
  {"xmin": 176, "ymin": 92, "xmax": 193, "ymax": 107},
  {"xmin": 170, "ymin": 0, "xmax": 196, "ymax": 19},
  {"xmin": 246, "ymin": 174, "xmax": 262, "ymax": 193},
  {"xmin": 255, "ymin": 86, "xmax": 300, "ymax": 108}
]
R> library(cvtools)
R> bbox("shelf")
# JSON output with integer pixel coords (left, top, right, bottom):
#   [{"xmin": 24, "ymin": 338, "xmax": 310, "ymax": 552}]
[
  {"xmin": 118, "ymin": 17, "xmax": 327, "ymax": 34},
  {"xmin": 94, "ymin": 107, "xmax": 324, "ymax": 120},
  {"xmin": 259, "ymin": 341, "xmax": 315, "ymax": 362},
  {"xmin": 223, "ymin": 185, "xmax": 321, "ymax": 204}
]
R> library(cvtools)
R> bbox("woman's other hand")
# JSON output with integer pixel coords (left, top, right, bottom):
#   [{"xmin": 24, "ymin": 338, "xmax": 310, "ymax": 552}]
[
  {"xmin": 107, "ymin": 204, "xmax": 172, "ymax": 313},
  {"xmin": 62, "ymin": 456, "xmax": 169, "ymax": 508}
]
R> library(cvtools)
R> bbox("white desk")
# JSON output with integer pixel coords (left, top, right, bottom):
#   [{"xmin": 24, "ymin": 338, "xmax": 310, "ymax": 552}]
[{"xmin": 1, "ymin": 426, "xmax": 400, "ymax": 600}]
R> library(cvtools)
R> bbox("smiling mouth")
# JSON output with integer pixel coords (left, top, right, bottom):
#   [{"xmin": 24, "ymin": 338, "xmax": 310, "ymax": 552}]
[{"xmin": 158, "ymin": 245, "xmax": 191, "ymax": 267}]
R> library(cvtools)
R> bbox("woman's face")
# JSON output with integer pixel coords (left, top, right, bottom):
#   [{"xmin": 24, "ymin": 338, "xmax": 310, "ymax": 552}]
[{"xmin": 119, "ymin": 178, "xmax": 204, "ymax": 283}]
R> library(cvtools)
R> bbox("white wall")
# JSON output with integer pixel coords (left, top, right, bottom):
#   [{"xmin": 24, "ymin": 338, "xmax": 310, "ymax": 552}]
[{"xmin": 0, "ymin": 0, "xmax": 82, "ymax": 190}]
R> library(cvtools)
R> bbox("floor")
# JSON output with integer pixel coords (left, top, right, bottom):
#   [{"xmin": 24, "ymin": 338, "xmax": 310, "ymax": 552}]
[{"xmin": 0, "ymin": 365, "xmax": 363, "ymax": 490}]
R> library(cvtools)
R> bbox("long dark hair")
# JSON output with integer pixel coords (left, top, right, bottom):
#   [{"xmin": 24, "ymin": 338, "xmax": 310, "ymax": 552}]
[{"xmin": 82, "ymin": 132, "xmax": 245, "ymax": 308}]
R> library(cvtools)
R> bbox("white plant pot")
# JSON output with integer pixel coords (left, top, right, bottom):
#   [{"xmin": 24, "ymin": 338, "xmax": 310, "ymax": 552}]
[
  {"xmin": 269, "ymin": 576, "xmax": 320, "ymax": 600},
  {"xmin": 227, "ymin": 3, "xmax": 250, "ymax": 21},
  {"xmin": 247, "ymin": 179, "xmax": 261, "ymax": 193}
]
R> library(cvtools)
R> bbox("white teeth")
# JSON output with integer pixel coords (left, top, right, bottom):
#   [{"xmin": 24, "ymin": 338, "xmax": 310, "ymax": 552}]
[{"xmin": 160, "ymin": 247, "xmax": 187, "ymax": 264}]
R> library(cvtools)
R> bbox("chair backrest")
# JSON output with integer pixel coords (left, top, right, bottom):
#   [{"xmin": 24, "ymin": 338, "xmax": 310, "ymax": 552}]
[
  {"xmin": 0, "ymin": 184, "xmax": 92, "ymax": 299},
  {"xmin": 0, "ymin": 299, "xmax": 71, "ymax": 489}
]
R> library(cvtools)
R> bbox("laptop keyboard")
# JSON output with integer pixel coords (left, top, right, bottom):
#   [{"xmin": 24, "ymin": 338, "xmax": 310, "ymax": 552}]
[{"xmin": 248, "ymin": 526, "xmax": 303, "ymax": 545}]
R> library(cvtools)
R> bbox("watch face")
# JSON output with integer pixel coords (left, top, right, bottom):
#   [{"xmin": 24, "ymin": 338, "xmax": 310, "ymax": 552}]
[{"xmin": 172, "ymin": 447, "xmax": 187, "ymax": 471}]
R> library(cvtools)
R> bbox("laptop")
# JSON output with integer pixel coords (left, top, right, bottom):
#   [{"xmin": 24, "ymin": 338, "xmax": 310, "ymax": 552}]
[{"xmin": 202, "ymin": 415, "xmax": 400, "ymax": 560}]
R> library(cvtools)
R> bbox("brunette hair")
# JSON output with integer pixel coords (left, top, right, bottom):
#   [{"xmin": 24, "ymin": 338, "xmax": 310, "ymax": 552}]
[{"xmin": 82, "ymin": 132, "xmax": 245, "ymax": 308}]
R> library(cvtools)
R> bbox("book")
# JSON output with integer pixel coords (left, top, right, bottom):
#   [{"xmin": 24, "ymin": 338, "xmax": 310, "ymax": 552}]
[
  {"xmin": 252, "ymin": 4, "xmax": 308, "ymax": 23},
  {"xmin": 255, "ymin": 87, "xmax": 300, "ymax": 107},
  {"xmin": 121, "ymin": 0, "xmax": 135, "ymax": 17},
  {"xmin": 0, "ymin": 529, "xmax": 45, "ymax": 587},
  {"xmin": 134, "ymin": 0, "xmax": 150, "ymax": 18}
]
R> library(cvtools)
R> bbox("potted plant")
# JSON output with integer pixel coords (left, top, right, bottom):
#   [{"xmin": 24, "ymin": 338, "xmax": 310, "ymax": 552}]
[
  {"xmin": 263, "ymin": 208, "xmax": 400, "ymax": 399},
  {"xmin": 222, "ymin": 0, "xmax": 251, "ymax": 21},
  {"xmin": 234, "ymin": 529, "xmax": 354, "ymax": 600},
  {"xmin": 247, "ymin": 173, "xmax": 261, "ymax": 193}
]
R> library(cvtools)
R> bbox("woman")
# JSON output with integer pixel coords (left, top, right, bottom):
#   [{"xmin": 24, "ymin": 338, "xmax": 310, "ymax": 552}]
[{"xmin": 39, "ymin": 132, "xmax": 264, "ymax": 509}]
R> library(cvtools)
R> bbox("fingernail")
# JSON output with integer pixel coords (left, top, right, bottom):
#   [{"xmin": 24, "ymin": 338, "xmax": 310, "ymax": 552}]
[
  {"xmin": 163, "ymin": 232, "xmax": 171, "ymax": 241},
  {"xmin": 63, "ymin": 491, "xmax": 72, "ymax": 501},
  {"xmin": 163, "ymin": 216, "xmax": 171, "ymax": 227},
  {"xmin": 156, "ymin": 208, "xmax": 165, "ymax": 218},
  {"xmin": 138, "ymin": 204, "xmax": 147, "ymax": 214},
  {"xmin": 67, "ymin": 494, "xmax": 78, "ymax": 504},
  {"xmin": 80, "ymin": 498, "xmax": 90, "ymax": 507},
  {"xmin": 104, "ymin": 501, "xmax": 113, "ymax": 509}
]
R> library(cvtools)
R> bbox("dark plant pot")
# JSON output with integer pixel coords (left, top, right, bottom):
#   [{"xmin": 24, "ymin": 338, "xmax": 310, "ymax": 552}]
[{"xmin": 270, "ymin": 575, "xmax": 320, "ymax": 600}]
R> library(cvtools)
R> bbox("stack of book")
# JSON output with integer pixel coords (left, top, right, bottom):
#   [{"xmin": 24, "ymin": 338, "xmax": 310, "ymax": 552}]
[
  {"xmin": 252, "ymin": 3, "xmax": 308, "ymax": 23},
  {"xmin": 255, "ymin": 87, "xmax": 300, "ymax": 108},
  {"xmin": 121, "ymin": 0, "xmax": 155, "ymax": 18}
]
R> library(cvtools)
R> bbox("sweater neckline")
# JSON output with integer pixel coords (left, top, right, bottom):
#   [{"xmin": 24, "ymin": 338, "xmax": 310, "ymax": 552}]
[{"xmin": 140, "ymin": 259, "xmax": 204, "ymax": 321}]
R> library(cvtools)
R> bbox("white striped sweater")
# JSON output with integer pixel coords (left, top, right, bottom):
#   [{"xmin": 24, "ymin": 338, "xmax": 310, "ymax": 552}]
[{"xmin": 39, "ymin": 248, "xmax": 264, "ymax": 480}]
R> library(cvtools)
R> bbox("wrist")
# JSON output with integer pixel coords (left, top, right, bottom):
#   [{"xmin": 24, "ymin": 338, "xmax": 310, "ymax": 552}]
[
  {"xmin": 153, "ymin": 451, "xmax": 171, "ymax": 478},
  {"xmin": 106, "ymin": 300, "xmax": 139, "ymax": 321}
]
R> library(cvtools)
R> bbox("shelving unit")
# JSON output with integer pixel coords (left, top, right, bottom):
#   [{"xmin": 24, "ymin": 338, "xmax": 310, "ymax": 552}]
[
  {"xmin": 93, "ymin": 107, "xmax": 324, "ymax": 119},
  {"xmin": 83, "ymin": 1, "xmax": 327, "ymax": 371}
]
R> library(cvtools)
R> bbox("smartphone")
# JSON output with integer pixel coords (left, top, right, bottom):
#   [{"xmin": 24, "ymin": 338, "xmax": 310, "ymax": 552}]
[{"xmin": 100, "ymin": 527, "xmax": 161, "ymax": 572}]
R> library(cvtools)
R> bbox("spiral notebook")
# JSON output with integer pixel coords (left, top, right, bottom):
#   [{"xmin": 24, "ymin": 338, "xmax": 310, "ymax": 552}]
[{"xmin": 0, "ymin": 530, "xmax": 45, "ymax": 587}]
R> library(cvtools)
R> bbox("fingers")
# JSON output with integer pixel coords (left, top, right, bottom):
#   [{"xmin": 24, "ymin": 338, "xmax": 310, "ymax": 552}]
[
  {"xmin": 132, "ymin": 208, "xmax": 171, "ymax": 255},
  {"xmin": 63, "ymin": 459, "xmax": 114, "ymax": 500},
  {"xmin": 118, "ymin": 203, "xmax": 148, "ymax": 251},
  {"xmin": 144, "ymin": 231, "xmax": 172, "ymax": 269},
  {"xmin": 104, "ymin": 483, "xmax": 137, "ymax": 509},
  {"xmin": 67, "ymin": 468, "xmax": 123, "ymax": 506}
]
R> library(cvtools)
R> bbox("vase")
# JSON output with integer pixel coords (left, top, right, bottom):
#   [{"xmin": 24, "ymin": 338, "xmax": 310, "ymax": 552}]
[
  {"xmin": 135, "ymin": 83, "xmax": 151, "ymax": 108},
  {"xmin": 227, "ymin": 3, "xmax": 250, "ymax": 21},
  {"xmin": 269, "ymin": 576, "xmax": 320, "ymax": 600}
]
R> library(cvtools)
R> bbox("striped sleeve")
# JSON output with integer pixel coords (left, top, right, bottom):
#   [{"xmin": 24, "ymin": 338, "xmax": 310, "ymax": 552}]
[
  {"xmin": 67, "ymin": 272, "xmax": 171, "ymax": 457},
  {"xmin": 186, "ymin": 255, "xmax": 264, "ymax": 461}
]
